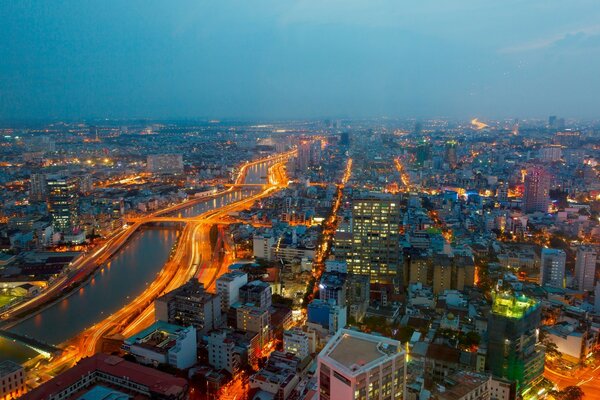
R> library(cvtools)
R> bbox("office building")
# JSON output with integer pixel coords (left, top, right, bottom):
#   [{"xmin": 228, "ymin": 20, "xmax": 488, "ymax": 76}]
[
  {"xmin": 487, "ymin": 292, "xmax": 544, "ymax": 396},
  {"xmin": 445, "ymin": 140, "xmax": 458, "ymax": 169},
  {"xmin": 540, "ymin": 248, "xmax": 566, "ymax": 288},
  {"xmin": 239, "ymin": 280, "xmax": 272, "ymax": 310},
  {"xmin": 155, "ymin": 278, "xmax": 221, "ymax": 335},
  {"xmin": 523, "ymin": 167, "xmax": 550, "ymax": 213},
  {"xmin": 23, "ymin": 354, "xmax": 188, "ymax": 400},
  {"xmin": 216, "ymin": 270, "xmax": 248, "ymax": 311},
  {"xmin": 539, "ymin": 146, "xmax": 562, "ymax": 162},
  {"xmin": 123, "ymin": 321, "xmax": 197, "ymax": 369},
  {"xmin": 29, "ymin": 173, "xmax": 47, "ymax": 202},
  {"xmin": 283, "ymin": 327, "xmax": 314, "ymax": 360},
  {"xmin": 317, "ymin": 329, "xmax": 405, "ymax": 400},
  {"xmin": 319, "ymin": 271, "xmax": 347, "ymax": 306},
  {"xmin": 236, "ymin": 304, "xmax": 270, "ymax": 348},
  {"xmin": 349, "ymin": 195, "xmax": 401, "ymax": 283},
  {"xmin": 575, "ymin": 246, "xmax": 597, "ymax": 291},
  {"xmin": 346, "ymin": 274, "xmax": 370, "ymax": 323},
  {"xmin": 147, "ymin": 154, "xmax": 184, "ymax": 174},
  {"xmin": 0, "ymin": 360, "xmax": 25, "ymax": 400},
  {"xmin": 307, "ymin": 299, "xmax": 347, "ymax": 335},
  {"xmin": 46, "ymin": 175, "xmax": 79, "ymax": 233}
]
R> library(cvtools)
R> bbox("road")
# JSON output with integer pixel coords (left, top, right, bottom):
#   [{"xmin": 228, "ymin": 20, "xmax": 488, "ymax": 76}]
[
  {"xmin": 544, "ymin": 364, "xmax": 600, "ymax": 398},
  {"xmin": 1, "ymin": 150, "xmax": 294, "ymax": 327},
  {"xmin": 26, "ymin": 154, "xmax": 293, "ymax": 384}
]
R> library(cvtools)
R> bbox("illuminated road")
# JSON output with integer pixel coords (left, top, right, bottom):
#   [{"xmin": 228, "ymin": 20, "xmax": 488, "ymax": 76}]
[
  {"xmin": 26, "ymin": 152, "xmax": 294, "ymax": 384},
  {"xmin": 1, "ymin": 150, "xmax": 294, "ymax": 328},
  {"xmin": 544, "ymin": 364, "xmax": 600, "ymax": 398}
]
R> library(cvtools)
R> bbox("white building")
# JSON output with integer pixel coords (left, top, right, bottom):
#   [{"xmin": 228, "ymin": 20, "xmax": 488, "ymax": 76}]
[
  {"xmin": 216, "ymin": 271, "xmax": 248, "ymax": 312},
  {"xmin": 283, "ymin": 327, "xmax": 315, "ymax": 360},
  {"xmin": 236, "ymin": 304, "xmax": 270, "ymax": 348},
  {"xmin": 123, "ymin": 321, "xmax": 197, "ymax": 369},
  {"xmin": 575, "ymin": 246, "xmax": 597, "ymax": 291},
  {"xmin": 540, "ymin": 248, "xmax": 566, "ymax": 288},
  {"xmin": 317, "ymin": 329, "xmax": 405, "ymax": 400},
  {"xmin": 253, "ymin": 234, "xmax": 275, "ymax": 261},
  {"xmin": 207, "ymin": 330, "xmax": 239, "ymax": 374}
]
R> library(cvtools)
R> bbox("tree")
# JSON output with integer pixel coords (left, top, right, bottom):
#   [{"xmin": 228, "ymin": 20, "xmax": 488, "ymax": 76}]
[{"xmin": 551, "ymin": 386, "xmax": 584, "ymax": 400}]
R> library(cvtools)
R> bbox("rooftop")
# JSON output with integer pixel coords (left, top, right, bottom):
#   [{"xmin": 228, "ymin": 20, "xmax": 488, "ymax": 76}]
[
  {"xmin": 491, "ymin": 291, "xmax": 539, "ymax": 319},
  {"xmin": 0, "ymin": 360, "xmax": 22, "ymax": 376},
  {"xmin": 319, "ymin": 329, "xmax": 402, "ymax": 375}
]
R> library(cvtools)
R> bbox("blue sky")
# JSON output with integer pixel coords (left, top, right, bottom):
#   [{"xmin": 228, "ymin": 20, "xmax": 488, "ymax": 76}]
[{"xmin": 1, "ymin": 0, "xmax": 600, "ymax": 120}]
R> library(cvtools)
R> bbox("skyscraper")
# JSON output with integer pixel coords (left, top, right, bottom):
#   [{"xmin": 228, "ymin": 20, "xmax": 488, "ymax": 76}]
[
  {"xmin": 487, "ymin": 292, "xmax": 545, "ymax": 396},
  {"xmin": 29, "ymin": 173, "xmax": 47, "ymax": 202},
  {"xmin": 349, "ymin": 194, "xmax": 401, "ymax": 283},
  {"xmin": 575, "ymin": 246, "xmax": 597, "ymax": 292},
  {"xmin": 445, "ymin": 140, "xmax": 458, "ymax": 169},
  {"xmin": 540, "ymin": 248, "xmax": 566, "ymax": 288},
  {"xmin": 46, "ymin": 175, "xmax": 79, "ymax": 233},
  {"xmin": 523, "ymin": 167, "xmax": 550, "ymax": 213}
]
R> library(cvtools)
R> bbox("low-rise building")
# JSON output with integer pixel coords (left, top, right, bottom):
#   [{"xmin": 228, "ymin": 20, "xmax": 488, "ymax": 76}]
[
  {"xmin": 0, "ymin": 360, "xmax": 25, "ymax": 400},
  {"xmin": 123, "ymin": 321, "xmax": 197, "ymax": 369}
]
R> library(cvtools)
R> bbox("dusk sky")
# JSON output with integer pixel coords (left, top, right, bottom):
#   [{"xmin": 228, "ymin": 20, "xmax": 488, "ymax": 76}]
[{"xmin": 2, "ymin": 0, "xmax": 600, "ymax": 120}]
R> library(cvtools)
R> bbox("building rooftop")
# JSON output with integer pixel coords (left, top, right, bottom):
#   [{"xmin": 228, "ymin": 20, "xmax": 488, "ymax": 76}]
[
  {"xmin": 491, "ymin": 291, "xmax": 539, "ymax": 319},
  {"xmin": 432, "ymin": 371, "xmax": 490, "ymax": 400},
  {"xmin": 319, "ymin": 329, "xmax": 402, "ymax": 376},
  {"xmin": 0, "ymin": 360, "xmax": 22, "ymax": 376},
  {"xmin": 23, "ymin": 353, "xmax": 187, "ymax": 400},
  {"xmin": 124, "ymin": 320, "xmax": 191, "ymax": 352}
]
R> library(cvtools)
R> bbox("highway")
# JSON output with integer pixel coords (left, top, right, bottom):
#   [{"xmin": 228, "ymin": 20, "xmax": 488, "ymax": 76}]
[
  {"xmin": 26, "ymin": 153, "xmax": 293, "ymax": 384},
  {"xmin": 1, "ymin": 150, "xmax": 294, "ymax": 327}
]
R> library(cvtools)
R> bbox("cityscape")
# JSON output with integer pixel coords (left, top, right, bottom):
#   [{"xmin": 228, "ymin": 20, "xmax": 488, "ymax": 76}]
[{"xmin": 1, "ymin": 2, "xmax": 600, "ymax": 400}]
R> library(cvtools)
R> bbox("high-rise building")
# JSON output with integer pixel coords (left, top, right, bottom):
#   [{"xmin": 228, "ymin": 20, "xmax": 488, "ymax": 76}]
[
  {"xmin": 487, "ymin": 292, "xmax": 544, "ymax": 396},
  {"xmin": 307, "ymin": 299, "xmax": 347, "ymax": 335},
  {"xmin": 46, "ymin": 175, "xmax": 79, "ymax": 233},
  {"xmin": 283, "ymin": 327, "xmax": 314, "ymax": 360},
  {"xmin": 540, "ymin": 248, "xmax": 566, "ymax": 288},
  {"xmin": 319, "ymin": 271, "xmax": 347, "ymax": 306},
  {"xmin": 523, "ymin": 167, "xmax": 550, "ymax": 213},
  {"xmin": 496, "ymin": 182, "xmax": 509, "ymax": 203},
  {"xmin": 317, "ymin": 329, "xmax": 406, "ymax": 400},
  {"xmin": 236, "ymin": 304, "xmax": 270, "ymax": 348},
  {"xmin": 349, "ymin": 195, "xmax": 401, "ymax": 283},
  {"xmin": 29, "ymin": 173, "xmax": 47, "ymax": 202},
  {"xmin": 539, "ymin": 146, "xmax": 562, "ymax": 162},
  {"xmin": 154, "ymin": 279, "xmax": 221, "ymax": 336},
  {"xmin": 146, "ymin": 154, "xmax": 184, "ymax": 174},
  {"xmin": 216, "ymin": 271, "xmax": 248, "ymax": 312},
  {"xmin": 445, "ymin": 140, "xmax": 458, "ymax": 169},
  {"xmin": 575, "ymin": 246, "xmax": 597, "ymax": 292},
  {"xmin": 297, "ymin": 140, "xmax": 312, "ymax": 171},
  {"xmin": 239, "ymin": 280, "xmax": 272, "ymax": 310}
]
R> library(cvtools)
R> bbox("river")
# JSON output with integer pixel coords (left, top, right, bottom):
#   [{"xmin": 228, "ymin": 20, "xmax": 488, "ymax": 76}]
[{"xmin": 0, "ymin": 161, "xmax": 269, "ymax": 364}]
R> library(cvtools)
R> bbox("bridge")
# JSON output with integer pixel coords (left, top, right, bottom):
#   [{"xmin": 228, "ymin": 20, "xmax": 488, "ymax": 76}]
[{"xmin": 0, "ymin": 330, "xmax": 62, "ymax": 358}]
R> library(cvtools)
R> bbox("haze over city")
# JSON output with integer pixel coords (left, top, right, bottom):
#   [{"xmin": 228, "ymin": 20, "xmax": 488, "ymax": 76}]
[{"xmin": 2, "ymin": 1, "xmax": 600, "ymax": 120}]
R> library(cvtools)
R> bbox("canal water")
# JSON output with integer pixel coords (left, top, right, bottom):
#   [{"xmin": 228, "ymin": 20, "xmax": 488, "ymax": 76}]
[{"xmin": 0, "ymin": 162, "xmax": 270, "ymax": 364}]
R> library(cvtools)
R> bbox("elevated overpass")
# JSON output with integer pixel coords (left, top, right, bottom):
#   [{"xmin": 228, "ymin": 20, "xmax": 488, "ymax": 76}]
[{"xmin": 0, "ymin": 330, "xmax": 61, "ymax": 358}]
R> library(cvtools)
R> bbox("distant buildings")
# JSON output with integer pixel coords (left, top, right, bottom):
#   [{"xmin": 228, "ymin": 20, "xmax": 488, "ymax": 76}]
[
  {"xmin": 487, "ymin": 292, "xmax": 544, "ymax": 395},
  {"xmin": 540, "ymin": 248, "xmax": 566, "ymax": 288},
  {"xmin": 147, "ymin": 154, "xmax": 184, "ymax": 174},
  {"xmin": 523, "ymin": 167, "xmax": 550, "ymax": 214},
  {"xmin": 0, "ymin": 360, "xmax": 25, "ymax": 400},
  {"xmin": 317, "ymin": 329, "xmax": 406, "ymax": 400},
  {"xmin": 23, "ymin": 354, "xmax": 188, "ymax": 400},
  {"xmin": 155, "ymin": 279, "xmax": 221, "ymax": 336},
  {"xmin": 574, "ymin": 245, "xmax": 597, "ymax": 291},
  {"xmin": 29, "ymin": 173, "xmax": 47, "ymax": 202},
  {"xmin": 123, "ymin": 321, "xmax": 197, "ymax": 369},
  {"xmin": 348, "ymin": 195, "xmax": 401, "ymax": 283},
  {"xmin": 46, "ymin": 175, "xmax": 79, "ymax": 233}
]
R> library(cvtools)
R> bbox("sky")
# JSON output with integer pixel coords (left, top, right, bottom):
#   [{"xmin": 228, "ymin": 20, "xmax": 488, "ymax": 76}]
[{"xmin": 1, "ymin": 0, "xmax": 600, "ymax": 120}]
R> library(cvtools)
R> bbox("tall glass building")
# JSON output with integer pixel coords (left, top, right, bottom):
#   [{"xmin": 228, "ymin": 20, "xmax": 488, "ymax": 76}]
[{"xmin": 487, "ymin": 292, "xmax": 545, "ymax": 398}]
